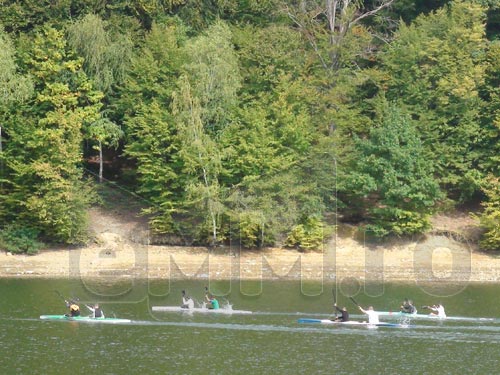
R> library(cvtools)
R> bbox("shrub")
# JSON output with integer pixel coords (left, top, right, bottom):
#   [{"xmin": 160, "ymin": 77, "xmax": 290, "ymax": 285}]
[
  {"xmin": 479, "ymin": 176, "xmax": 500, "ymax": 251},
  {"xmin": 286, "ymin": 216, "xmax": 326, "ymax": 251},
  {"xmin": 0, "ymin": 225, "xmax": 44, "ymax": 255}
]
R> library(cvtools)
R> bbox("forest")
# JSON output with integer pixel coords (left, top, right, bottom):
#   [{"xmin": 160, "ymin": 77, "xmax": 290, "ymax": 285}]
[{"xmin": 0, "ymin": 0, "xmax": 499, "ymax": 253}]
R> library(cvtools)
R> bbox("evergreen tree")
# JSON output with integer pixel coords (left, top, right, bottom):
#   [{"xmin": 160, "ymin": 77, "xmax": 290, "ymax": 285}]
[
  {"xmin": 379, "ymin": 0, "xmax": 489, "ymax": 200},
  {"xmin": 342, "ymin": 102, "xmax": 443, "ymax": 237},
  {"xmin": 120, "ymin": 20, "xmax": 187, "ymax": 234},
  {"xmin": 5, "ymin": 25, "xmax": 101, "ymax": 243},
  {"xmin": 478, "ymin": 175, "xmax": 500, "ymax": 250},
  {"xmin": 0, "ymin": 26, "xmax": 33, "ymax": 224}
]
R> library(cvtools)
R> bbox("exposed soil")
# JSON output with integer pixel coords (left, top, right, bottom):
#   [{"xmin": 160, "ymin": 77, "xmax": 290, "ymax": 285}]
[{"xmin": 1, "ymin": 189, "xmax": 499, "ymax": 282}]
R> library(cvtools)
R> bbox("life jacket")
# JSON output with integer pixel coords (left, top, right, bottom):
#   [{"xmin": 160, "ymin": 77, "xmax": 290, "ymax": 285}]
[
  {"xmin": 94, "ymin": 307, "xmax": 103, "ymax": 318},
  {"xmin": 70, "ymin": 304, "xmax": 80, "ymax": 316}
]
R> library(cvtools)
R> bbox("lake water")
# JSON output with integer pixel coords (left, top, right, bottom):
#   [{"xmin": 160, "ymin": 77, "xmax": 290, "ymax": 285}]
[{"xmin": 1, "ymin": 278, "xmax": 499, "ymax": 374}]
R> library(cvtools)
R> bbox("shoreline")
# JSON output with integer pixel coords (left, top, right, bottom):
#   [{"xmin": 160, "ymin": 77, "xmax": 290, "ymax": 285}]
[{"xmin": 1, "ymin": 234, "xmax": 500, "ymax": 283}]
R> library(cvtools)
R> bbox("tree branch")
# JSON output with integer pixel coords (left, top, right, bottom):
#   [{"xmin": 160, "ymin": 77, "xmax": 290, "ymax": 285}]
[{"xmin": 351, "ymin": 0, "xmax": 395, "ymax": 26}]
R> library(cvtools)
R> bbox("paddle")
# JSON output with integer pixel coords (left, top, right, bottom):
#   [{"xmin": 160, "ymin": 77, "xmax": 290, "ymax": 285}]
[
  {"xmin": 54, "ymin": 290, "xmax": 71, "ymax": 316},
  {"xmin": 54, "ymin": 290, "xmax": 78, "ymax": 304},
  {"xmin": 331, "ymin": 288, "xmax": 338, "ymax": 320},
  {"xmin": 349, "ymin": 296, "xmax": 360, "ymax": 307},
  {"xmin": 54, "ymin": 290, "xmax": 66, "ymax": 302},
  {"xmin": 204, "ymin": 286, "xmax": 209, "ymax": 308}
]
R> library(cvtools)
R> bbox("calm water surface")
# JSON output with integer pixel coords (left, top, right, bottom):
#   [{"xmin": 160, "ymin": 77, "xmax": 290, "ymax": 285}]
[{"xmin": 1, "ymin": 278, "xmax": 499, "ymax": 374}]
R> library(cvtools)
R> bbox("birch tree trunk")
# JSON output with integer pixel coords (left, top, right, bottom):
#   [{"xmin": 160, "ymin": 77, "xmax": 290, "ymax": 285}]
[{"xmin": 99, "ymin": 140, "xmax": 103, "ymax": 183}]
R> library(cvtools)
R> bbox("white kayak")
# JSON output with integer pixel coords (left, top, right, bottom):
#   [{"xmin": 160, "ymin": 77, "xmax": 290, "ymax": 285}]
[
  {"xmin": 152, "ymin": 306, "xmax": 252, "ymax": 315},
  {"xmin": 40, "ymin": 315, "xmax": 131, "ymax": 323},
  {"xmin": 298, "ymin": 318, "xmax": 411, "ymax": 328},
  {"xmin": 376, "ymin": 311, "xmax": 494, "ymax": 322},
  {"xmin": 377, "ymin": 311, "xmax": 443, "ymax": 319}
]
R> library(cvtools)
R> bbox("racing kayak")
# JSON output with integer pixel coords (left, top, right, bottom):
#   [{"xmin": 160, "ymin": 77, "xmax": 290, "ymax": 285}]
[
  {"xmin": 40, "ymin": 315, "xmax": 131, "ymax": 323},
  {"xmin": 375, "ymin": 311, "xmax": 494, "ymax": 322},
  {"xmin": 151, "ymin": 306, "xmax": 252, "ymax": 315},
  {"xmin": 298, "ymin": 318, "xmax": 411, "ymax": 328},
  {"xmin": 377, "ymin": 311, "xmax": 441, "ymax": 319}
]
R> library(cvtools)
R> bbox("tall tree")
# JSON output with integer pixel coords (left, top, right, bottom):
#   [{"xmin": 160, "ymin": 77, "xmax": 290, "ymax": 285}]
[
  {"xmin": 379, "ymin": 0, "xmax": 489, "ymax": 200},
  {"xmin": 0, "ymin": 26, "xmax": 33, "ymax": 164},
  {"xmin": 283, "ymin": 0, "xmax": 395, "ymax": 72},
  {"xmin": 158, "ymin": 21, "xmax": 241, "ymax": 244},
  {"xmin": 342, "ymin": 102, "xmax": 443, "ymax": 237},
  {"xmin": 67, "ymin": 13, "xmax": 133, "ymax": 94},
  {"xmin": 118, "ymin": 20, "xmax": 186, "ymax": 121},
  {"xmin": 182, "ymin": 20, "xmax": 241, "ymax": 134},
  {"xmin": 120, "ymin": 20, "xmax": 187, "ymax": 234},
  {"xmin": 480, "ymin": 40, "xmax": 500, "ymax": 175},
  {"xmin": 5, "ymin": 25, "xmax": 102, "ymax": 243},
  {"xmin": 478, "ymin": 175, "xmax": 500, "ymax": 250},
  {"xmin": 86, "ymin": 117, "xmax": 124, "ymax": 182},
  {"xmin": 67, "ymin": 14, "xmax": 132, "ymax": 181},
  {"xmin": 0, "ymin": 26, "xmax": 33, "ymax": 223},
  {"xmin": 173, "ymin": 76, "xmax": 225, "ymax": 245}
]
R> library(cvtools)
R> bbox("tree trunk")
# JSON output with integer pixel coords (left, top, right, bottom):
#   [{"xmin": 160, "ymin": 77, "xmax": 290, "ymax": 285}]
[
  {"xmin": 211, "ymin": 211, "xmax": 217, "ymax": 247},
  {"xmin": 99, "ymin": 140, "xmax": 103, "ymax": 183},
  {"xmin": 201, "ymin": 163, "xmax": 218, "ymax": 246},
  {"xmin": 287, "ymin": 0, "xmax": 395, "ymax": 71}
]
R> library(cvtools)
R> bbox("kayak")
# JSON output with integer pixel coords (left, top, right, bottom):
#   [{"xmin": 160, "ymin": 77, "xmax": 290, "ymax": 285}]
[
  {"xmin": 40, "ymin": 315, "xmax": 131, "ymax": 323},
  {"xmin": 151, "ymin": 306, "xmax": 252, "ymax": 315},
  {"xmin": 298, "ymin": 318, "xmax": 411, "ymax": 328},
  {"xmin": 377, "ymin": 311, "xmax": 440, "ymax": 318},
  {"xmin": 376, "ymin": 311, "xmax": 495, "ymax": 322}
]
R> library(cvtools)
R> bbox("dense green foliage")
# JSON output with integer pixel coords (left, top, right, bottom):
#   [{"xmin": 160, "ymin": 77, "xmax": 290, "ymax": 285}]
[
  {"xmin": 0, "ymin": 0, "xmax": 499, "ymax": 250},
  {"xmin": 479, "ymin": 176, "xmax": 500, "ymax": 250},
  {"xmin": 0, "ymin": 225, "xmax": 43, "ymax": 255},
  {"xmin": 379, "ymin": 1, "xmax": 491, "ymax": 199},
  {"xmin": 342, "ymin": 103, "xmax": 443, "ymax": 237}
]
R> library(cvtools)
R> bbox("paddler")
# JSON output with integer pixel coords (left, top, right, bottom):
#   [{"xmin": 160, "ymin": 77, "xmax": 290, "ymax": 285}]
[
  {"xmin": 332, "ymin": 303, "xmax": 349, "ymax": 322},
  {"xmin": 65, "ymin": 299, "xmax": 80, "ymax": 317},
  {"xmin": 358, "ymin": 305, "xmax": 380, "ymax": 324},
  {"xmin": 205, "ymin": 293, "xmax": 219, "ymax": 310},
  {"xmin": 428, "ymin": 303, "xmax": 446, "ymax": 318},
  {"xmin": 181, "ymin": 290, "xmax": 195, "ymax": 309},
  {"xmin": 85, "ymin": 303, "xmax": 105, "ymax": 318},
  {"xmin": 400, "ymin": 298, "xmax": 417, "ymax": 314}
]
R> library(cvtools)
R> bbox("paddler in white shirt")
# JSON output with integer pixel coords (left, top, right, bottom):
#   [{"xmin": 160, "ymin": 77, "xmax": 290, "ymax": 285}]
[
  {"xmin": 181, "ymin": 290, "xmax": 195, "ymax": 309},
  {"xmin": 429, "ymin": 303, "xmax": 446, "ymax": 318},
  {"xmin": 358, "ymin": 305, "xmax": 380, "ymax": 324},
  {"xmin": 85, "ymin": 303, "xmax": 104, "ymax": 318}
]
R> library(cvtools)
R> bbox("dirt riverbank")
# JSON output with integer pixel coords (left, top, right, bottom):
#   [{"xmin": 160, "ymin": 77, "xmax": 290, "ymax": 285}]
[{"xmin": 1, "ymin": 207, "xmax": 499, "ymax": 283}]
